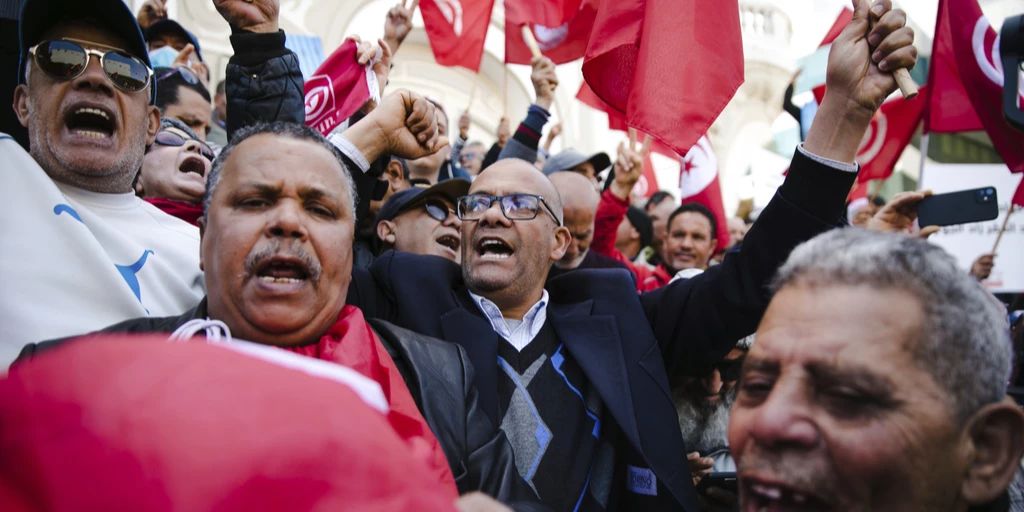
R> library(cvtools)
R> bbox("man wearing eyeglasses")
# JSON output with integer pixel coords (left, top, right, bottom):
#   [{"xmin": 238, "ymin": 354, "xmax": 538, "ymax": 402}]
[
  {"xmin": 375, "ymin": 179, "xmax": 469, "ymax": 264},
  {"xmin": 347, "ymin": 1, "xmax": 919, "ymax": 509}
]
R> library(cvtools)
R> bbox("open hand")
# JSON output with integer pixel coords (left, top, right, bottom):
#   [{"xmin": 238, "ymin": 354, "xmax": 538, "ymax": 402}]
[
  {"xmin": 171, "ymin": 44, "xmax": 210, "ymax": 85},
  {"xmin": 213, "ymin": 0, "xmax": 279, "ymax": 33}
]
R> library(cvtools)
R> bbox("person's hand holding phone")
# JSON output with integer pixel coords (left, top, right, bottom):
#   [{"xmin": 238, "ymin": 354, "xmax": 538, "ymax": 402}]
[{"xmin": 865, "ymin": 190, "xmax": 940, "ymax": 239}]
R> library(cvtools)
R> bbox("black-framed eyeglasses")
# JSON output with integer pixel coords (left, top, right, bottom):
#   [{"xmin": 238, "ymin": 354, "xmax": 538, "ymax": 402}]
[
  {"xmin": 457, "ymin": 193, "xmax": 562, "ymax": 226},
  {"xmin": 28, "ymin": 38, "xmax": 152, "ymax": 93},
  {"xmin": 423, "ymin": 199, "xmax": 456, "ymax": 222},
  {"xmin": 153, "ymin": 130, "xmax": 215, "ymax": 161},
  {"xmin": 156, "ymin": 66, "xmax": 200, "ymax": 85}
]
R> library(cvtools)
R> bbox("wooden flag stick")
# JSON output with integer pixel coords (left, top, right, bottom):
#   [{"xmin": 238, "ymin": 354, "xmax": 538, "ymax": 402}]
[
  {"xmin": 521, "ymin": 26, "xmax": 542, "ymax": 58},
  {"xmin": 991, "ymin": 204, "xmax": 1016, "ymax": 254},
  {"xmin": 893, "ymin": 68, "xmax": 918, "ymax": 99}
]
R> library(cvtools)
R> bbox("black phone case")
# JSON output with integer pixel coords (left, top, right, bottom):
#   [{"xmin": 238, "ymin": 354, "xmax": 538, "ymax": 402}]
[{"xmin": 917, "ymin": 187, "xmax": 999, "ymax": 227}]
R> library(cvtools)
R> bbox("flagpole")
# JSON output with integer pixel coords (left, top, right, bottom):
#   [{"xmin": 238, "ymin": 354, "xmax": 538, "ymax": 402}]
[{"xmin": 991, "ymin": 204, "xmax": 1015, "ymax": 254}]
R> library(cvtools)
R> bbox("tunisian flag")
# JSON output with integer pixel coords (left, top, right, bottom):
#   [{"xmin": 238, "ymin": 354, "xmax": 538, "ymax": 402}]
[
  {"xmin": 304, "ymin": 39, "xmax": 376, "ymax": 137},
  {"xmin": 855, "ymin": 87, "xmax": 927, "ymax": 183},
  {"xmin": 928, "ymin": 0, "xmax": 1024, "ymax": 204},
  {"xmin": 582, "ymin": 0, "xmax": 744, "ymax": 157},
  {"xmin": 505, "ymin": 0, "xmax": 595, "ymax": 65},
  {"xmin": 421, "ymin": 0, "xmax": 495, "ymax": 71},
  {"xmin": 0, "ymin": 337, "xmax": 457, "ymax": 511},
  {"xmin": 577, "ymin": 81, "xmax": 681, "ymax": 159},
  {"xmin": 679, "ymin": 136, "xmax": 730, "ymax": 251}
]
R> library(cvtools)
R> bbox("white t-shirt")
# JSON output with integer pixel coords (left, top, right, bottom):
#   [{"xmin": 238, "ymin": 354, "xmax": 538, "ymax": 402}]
[{"xmin": 0, "ymin": 134, "xmax": 205, "ymax": 369}]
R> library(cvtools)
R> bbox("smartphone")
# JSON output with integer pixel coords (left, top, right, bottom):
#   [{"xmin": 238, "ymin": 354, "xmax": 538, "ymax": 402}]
[
  {"xmin": 698, "ymin": 471, "xmax": 738, "ymax": 493},
  {"xmin": 917, "ymin": 187, "xmax": 999, "ymax": 227}
]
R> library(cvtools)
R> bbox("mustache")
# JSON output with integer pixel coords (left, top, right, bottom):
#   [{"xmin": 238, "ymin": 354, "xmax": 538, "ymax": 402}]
[
  {"xmin": 737, "ymin": 445, "xmax": 839, "ymax": 498},
  {"xmin": 244, "ymin": 240, "xmax": 322, "ymax": 282}
]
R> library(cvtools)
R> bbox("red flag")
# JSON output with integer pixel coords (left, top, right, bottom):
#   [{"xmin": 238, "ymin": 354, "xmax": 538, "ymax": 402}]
[
  {"xmin": 679, "ymin": 136, "xmax": 730, "ymax": 251},
  {"xmin": 928, "ymin": 0, "xmax": 1024, "ymax": 204},
  {"xmin": 628, "ymin": 153, "xmax": 660, "ymax": 201},
  {"xmin": 582, "ymin": 0, "xmax": 743, "ymax": 157},
  {"xmin": 576, "ymin": 82, "xmax": 679, "ymax": 159},
  {"xmin": 856, "ymin": 87, "xmax": 927, "ymax": 183},
  {"xmin": 505, "ymin": 0, "xmax": 595, "ymax": 65},
  {"xmin": 508, "ymin": 0, "xmax": 582, "ymax": 28},
  {"xmin": 304, "ymin": 40, "xmax": 375, "ymax": 137},
  {"xmin": 0, "ymin": 337, "xmax": 458, "ymax": 511},
  {"xmin": 811, "ymin": 7, "xmax": 854, "ymax": 104},
  {"xmin": 420, "ymin": 0, "xmax": 495, "ymax": 71}
]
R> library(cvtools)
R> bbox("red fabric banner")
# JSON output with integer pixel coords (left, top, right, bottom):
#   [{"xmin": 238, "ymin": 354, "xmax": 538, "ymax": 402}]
[
  {"xmin": 856, "ymin": 87, "xmax": 927, "ymax": 183},
  {"xmin": 304, "ymin": 39, "xmax": 373, "ymax": 137},
  {"xmin": 927, "ymin": 0, "xmax": 1024, "ymax": 204},
  {"xmin": 582, "ymin": 0, "xmax": 743, "ymax": 157},
  {"xmin": 421, "ymin": 0, "xmax": 495, "ymax": 72},
  {"xmin": 505, "ymin": 0, "xmax": 595, "ymax": 65}
]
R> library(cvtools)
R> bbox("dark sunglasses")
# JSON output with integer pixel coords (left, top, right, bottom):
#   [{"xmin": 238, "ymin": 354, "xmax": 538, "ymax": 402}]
[
  {"xmin": 423, "ymin": 200, "xmax": 456, "ymax": 222},
  {"xmin": 29, "ymin": 39, "xmax": 152, "ymax": 93},
  {"xmin": 153, "ymin": 130, "xmax": 215, "ymax": 160},
  {"xmin": 156, "ymin": 66, "xmax": 200, "ymax": 85},
  {"xmin": 456, "ymin": 193, "xmax": 562, "ymax": 226},
  {"xmin": 713, "ymin": 358, "xmax": 744, "ymax": 382}
]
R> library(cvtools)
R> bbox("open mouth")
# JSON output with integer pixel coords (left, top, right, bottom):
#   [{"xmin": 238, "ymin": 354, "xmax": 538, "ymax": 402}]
[
  {"xmin": 253, "ymin": 256, "xmax": 311, "ymax": 286},
  {"xmin": 436, "ymin": 233, "xmax": 460, "ymax": 252},
  {"xmin": 65, "ymin": 105, "xmax": 116, "ymax": 139},
  {"xmin": 743, "ymin": 479, "xmax": 831, "ymax": 511},
  {"xmin": 475, "ymin": 236, "xmax": 514, "ymax": 260},
  {"xmin": 178, "ymin": 155, "xmax": 207, "ymax": 177}
]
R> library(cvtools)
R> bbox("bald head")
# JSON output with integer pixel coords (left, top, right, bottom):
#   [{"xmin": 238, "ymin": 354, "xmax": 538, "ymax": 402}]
[
  {"xmin": 549, "ymin": 171, "xmax": 599, "ymax": 213},
  {"xmin": 471, "ymin": 159, "xmax": 564, "ymax": 222},
  {"xmin": 547, "ymin": 171, "xmax": 599, "ymax": 269}
]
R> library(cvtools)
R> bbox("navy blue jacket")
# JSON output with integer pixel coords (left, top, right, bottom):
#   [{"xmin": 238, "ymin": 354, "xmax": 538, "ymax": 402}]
[{"xmin": 347, "ymin": 148, "xmax": 855, "ymax": 510}]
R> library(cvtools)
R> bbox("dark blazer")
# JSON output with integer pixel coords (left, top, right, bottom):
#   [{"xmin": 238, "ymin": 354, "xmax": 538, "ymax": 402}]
[
  {"xmin": 347, "ymin": 148, "xmax": 855, "ymax": 510},
  {"xmin": 17, "ymin": 303, "xmax": 547, "ymax": 510}
]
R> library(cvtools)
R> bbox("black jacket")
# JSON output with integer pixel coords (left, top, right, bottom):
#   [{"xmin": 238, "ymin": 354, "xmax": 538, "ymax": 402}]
[
  {"xmin": 346, "ymin": 148, "xmax": 856, "ymax": 511},
  {"xmin": 17, "ymin": 302, "xmax": 546, "ymax": 510}
]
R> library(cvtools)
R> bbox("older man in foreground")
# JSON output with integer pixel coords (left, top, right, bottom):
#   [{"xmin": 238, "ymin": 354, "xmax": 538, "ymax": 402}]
[{"xmin": 730, "ymin": 228, "xmax": 1023, "ymax": 511}]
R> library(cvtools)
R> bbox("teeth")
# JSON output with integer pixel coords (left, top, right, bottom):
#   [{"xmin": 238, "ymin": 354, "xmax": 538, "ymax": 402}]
[
  {"xmin": 258, "ymin": 276, "xmax": 303, "ymax": 284},
  {"xmin": 73, "ymin": 129, "xmax": 108, "ymax": 139},
  {"xmin": 76, "ymin": 107, "xmax": 109, "ymax": 120},
  {"xmin": 480, "ymin": 252, "xmax": 510, "ymax": 260},
  {"xmin": 751, "ymin": 483, "xmax": 782, "ymax": 500}
]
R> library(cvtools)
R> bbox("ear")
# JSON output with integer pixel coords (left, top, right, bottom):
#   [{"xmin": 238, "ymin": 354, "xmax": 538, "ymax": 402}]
[
  {"xmin": 961, "ymin": 397, "xmax": 1024, "ymax": 505},
  {"xmin": 145, "ymin": 106, "xmax": 161, "ymax": 145},
  {"xmin": 13, "ymin": 84, "xmax": 30, "ymax": 128},
  {"xmin": 376, "ymin": 220, "xmax": 397, "ymax": 246},
  {"xmin": 550, "ymin": 226, "xmax": 572, "ymax": 261}
]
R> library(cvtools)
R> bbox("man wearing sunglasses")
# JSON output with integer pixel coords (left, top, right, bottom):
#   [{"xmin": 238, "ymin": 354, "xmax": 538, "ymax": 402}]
[
  {"xmin": 0, "ymin": 0, "xmax": 204, "ymax": 368},
  {"xmin": 375, "ymin": 179, "xmax": 469, "ymax": 264},
  {"xmin": 346, "ymin": 1, "xmax": 919, "ymax": 509}
]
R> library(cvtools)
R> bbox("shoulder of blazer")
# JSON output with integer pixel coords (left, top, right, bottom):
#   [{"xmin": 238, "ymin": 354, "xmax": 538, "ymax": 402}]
[{"xmin": 368, "ymin": 318, "xmax": 469, "ymax": 400}]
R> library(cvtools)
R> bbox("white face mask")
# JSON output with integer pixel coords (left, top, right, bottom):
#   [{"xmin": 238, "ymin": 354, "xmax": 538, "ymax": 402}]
[{"xmin": 149, "ymin": 46, "xmax": 179, "ymax": 68}]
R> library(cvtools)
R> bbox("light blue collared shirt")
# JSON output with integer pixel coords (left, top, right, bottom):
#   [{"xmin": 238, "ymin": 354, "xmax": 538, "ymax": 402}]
[{"xmin": 468, "ymin": 290, "xmax": 549, "ymax": 352}]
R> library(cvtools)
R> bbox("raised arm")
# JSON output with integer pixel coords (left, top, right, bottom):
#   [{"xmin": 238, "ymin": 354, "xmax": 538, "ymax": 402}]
[
  {"xmin": 497, "ymin": 57, "xmax": 557, "ymax": 164},
  {"xmin": 215, "ymin": 0, "xmax": 305, "ymax": 139},
  {"xmin": 643, "ymin": 0, "xmax": 918, "ymax": 376}
]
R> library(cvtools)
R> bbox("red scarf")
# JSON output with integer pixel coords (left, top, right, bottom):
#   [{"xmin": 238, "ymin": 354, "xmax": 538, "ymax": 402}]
[
  {"xmin": 145, "ymin": 197, "xmax": 204, "ymax": 226},
  {"xmin": 285, "ymin": 305, "xmax": 458, "ymax": 499}
]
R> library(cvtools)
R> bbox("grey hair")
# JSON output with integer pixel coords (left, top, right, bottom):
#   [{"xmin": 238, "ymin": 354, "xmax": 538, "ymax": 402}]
[
  {"xmin": 202, "ymin": 122, "xmax": 358, "ymax": 220},
  {"xmin": 772, "ymin": 228, "xmax": 1011, "ymax": 422}
]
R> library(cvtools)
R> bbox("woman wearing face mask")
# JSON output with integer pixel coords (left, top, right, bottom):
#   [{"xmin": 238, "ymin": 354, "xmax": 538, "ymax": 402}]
[{"xmin": 135, "ymin": 118, "xmax": 215, "ymax": 226}]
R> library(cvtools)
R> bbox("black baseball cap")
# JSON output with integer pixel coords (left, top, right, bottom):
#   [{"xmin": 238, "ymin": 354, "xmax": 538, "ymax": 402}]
[
  {"xmin": 18, "ymin": 0, "xmax": 155, "ymax": 102},
  {"xmin": 626, "ymin": 206, "xmax": 654, "ymax": 249},
  {"xmin": 377, "ymin": 179, "xmax": 470, "ymax": 223}
]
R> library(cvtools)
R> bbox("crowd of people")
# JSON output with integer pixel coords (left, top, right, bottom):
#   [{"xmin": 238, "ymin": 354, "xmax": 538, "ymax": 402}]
[{"xmin": 0, "ymin": 0, "xmax": 1022, "ymax": 510}]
